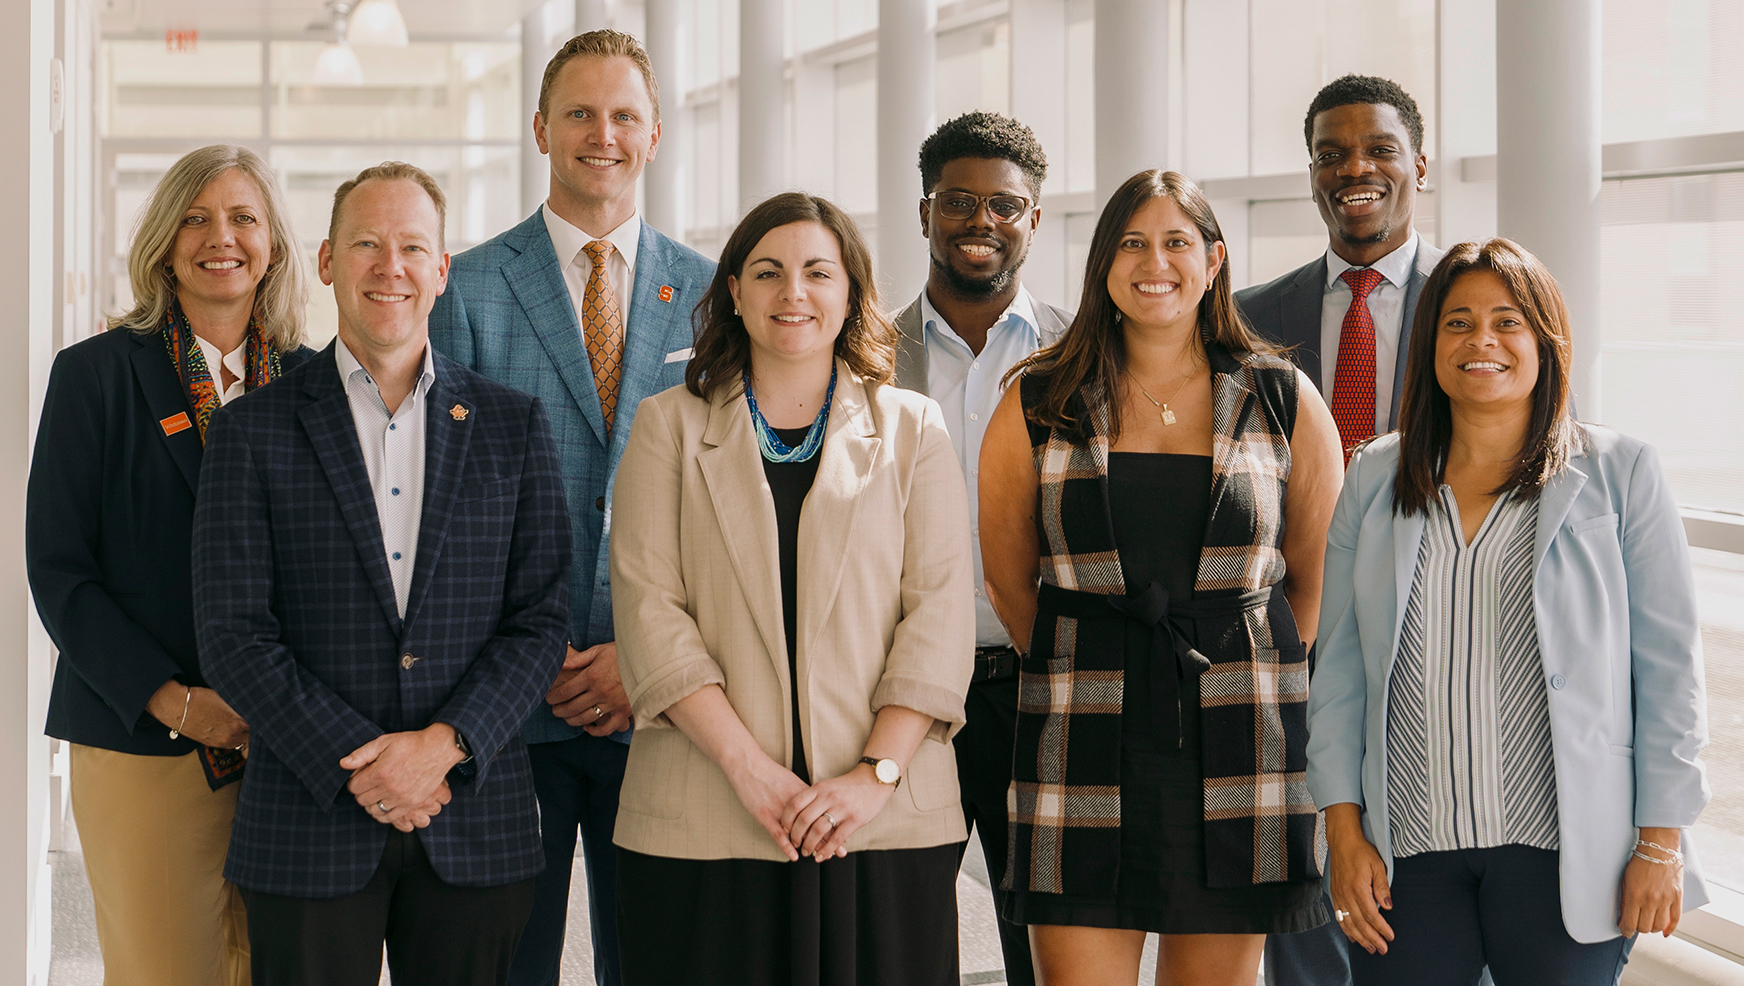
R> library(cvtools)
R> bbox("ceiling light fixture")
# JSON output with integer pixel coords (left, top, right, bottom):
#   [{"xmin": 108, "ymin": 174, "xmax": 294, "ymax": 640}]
[
  {"xmin": 313, "ymin": 3, "xmax": 364, "ymax": 86},
  {"xmin": 347, "ymin": 0, "xmax": 410, "ymax": 47}
]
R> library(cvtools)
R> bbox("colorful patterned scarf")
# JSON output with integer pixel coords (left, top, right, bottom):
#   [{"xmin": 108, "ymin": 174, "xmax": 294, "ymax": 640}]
[{"xmin": 161, "ymin": 301, "xmax": 282, "ymax": 444}]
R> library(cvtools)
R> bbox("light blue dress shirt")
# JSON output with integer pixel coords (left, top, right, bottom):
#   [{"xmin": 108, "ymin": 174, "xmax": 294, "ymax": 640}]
[
  {"xmin": 335, "ymin": 335, "xmax": 436, "ymax": 617},
  {"xmin": 921, "ymin": 287, "xmax": 1042, "ymax": 648}
]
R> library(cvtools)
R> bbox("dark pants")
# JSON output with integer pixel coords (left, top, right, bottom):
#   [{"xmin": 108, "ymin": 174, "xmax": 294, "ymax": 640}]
[
  {"xmin": 1348, "ymin": 846, "xmax": 1632, "ymax": 986},
  {"xmin": 953, "ymin": 673, "xmax": 1036, "ymax": 986},
  {"xmin": 1265, "ymin": 885, "xmax": 1352, "ymax": 985},
  {"xmin": 240, "ymin": 828, "xmax": 536, "ymax": 986},
  {"xmin": 509, "ymin": 732, "xmax": 630, "ymax": 986}
]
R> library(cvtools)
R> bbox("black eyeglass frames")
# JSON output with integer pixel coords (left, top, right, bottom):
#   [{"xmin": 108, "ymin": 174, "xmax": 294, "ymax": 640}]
[{"xmin": 925, "ymin": 191, "xmax": 1034, "ymax": 224}]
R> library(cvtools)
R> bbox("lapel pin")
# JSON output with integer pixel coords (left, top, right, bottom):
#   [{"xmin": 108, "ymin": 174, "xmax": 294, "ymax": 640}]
[
  {"xmin": 159, "ymin": 412, "xmax": 193, "ymax": 436},
  {"xmin": 658, "ymin": 285, "xmax": 674, "ymax": 303},
  {"xmin": 450, "ymin": 404, "xmax": 469, "ymax": 421}
]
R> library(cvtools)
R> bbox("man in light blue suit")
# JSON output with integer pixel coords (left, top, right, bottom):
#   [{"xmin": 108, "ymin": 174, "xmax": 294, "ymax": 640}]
[{"xmin": 429, "ymin": 29, "xmax": 715, "ymax": 986}]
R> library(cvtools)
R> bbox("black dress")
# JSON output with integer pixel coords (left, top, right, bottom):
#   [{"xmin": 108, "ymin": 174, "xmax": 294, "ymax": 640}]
[
  {"xmin": 1004, "ymin": 452, "xmax": 1325, "ymax": 934},
  {"xmin": 616, "ymin": 426, "xmax": 962, "ymax": 986}
]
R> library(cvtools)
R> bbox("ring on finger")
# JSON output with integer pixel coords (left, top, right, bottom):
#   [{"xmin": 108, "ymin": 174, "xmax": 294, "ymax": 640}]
[
  {"xmin": 823, "ymin": 811, "xmax": 837, "ymax": 829},
  {"xmin": 591, "ymin": 704, "xmax": 605, "ymax": 721},
  {"xmin": 376, "ymin": 800, "xmax": 391, "ymax": 814},
  {"xmin": 1335, "ymin": 909, "xmax": 1350, "ymax": 922}
]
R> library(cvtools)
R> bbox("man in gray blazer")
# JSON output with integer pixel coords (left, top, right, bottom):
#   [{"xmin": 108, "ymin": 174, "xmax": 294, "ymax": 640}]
[
  {"xmin": 892, "ymin": 111, "xmax": 1069, "ymax": 986},
  {"xmin": 428, "ymin": 30, "xmax": 715, "ymax": 986},
  {"xmin": 1235, "ymin": 75, "xmax": 1444, "ymax": 986}
]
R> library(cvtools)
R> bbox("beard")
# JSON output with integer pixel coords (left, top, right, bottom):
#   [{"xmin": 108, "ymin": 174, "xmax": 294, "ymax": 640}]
[
  {"xmin": 931, "ymin": 242, "xmax": 1028, "ymax": 298},
  {"xmin": 1337, "ymin": 219, "xmax": 1396, "ymax": 246}
]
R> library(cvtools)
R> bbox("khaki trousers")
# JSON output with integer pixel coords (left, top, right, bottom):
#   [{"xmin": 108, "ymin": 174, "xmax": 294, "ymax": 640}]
[{"xmin": 70, "ymin": 744, "xmax": 249, "ymax": 986}]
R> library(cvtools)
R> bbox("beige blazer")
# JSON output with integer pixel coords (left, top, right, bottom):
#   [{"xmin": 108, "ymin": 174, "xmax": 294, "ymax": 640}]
[{"xmin": 609, "ymin": 361, "xmax": 975, "ymax": 861}]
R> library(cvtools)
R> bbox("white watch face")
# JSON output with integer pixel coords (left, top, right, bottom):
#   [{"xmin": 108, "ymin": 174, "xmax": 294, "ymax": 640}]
[{"xmin": 874, "ymin": 758, "xmax": 901, "ymax": 785}]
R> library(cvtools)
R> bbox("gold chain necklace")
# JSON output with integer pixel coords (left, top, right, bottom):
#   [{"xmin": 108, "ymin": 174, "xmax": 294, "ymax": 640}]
[{"xmin": 1129, "ymin": 367, "xmax": 1199, "ymax": 426}]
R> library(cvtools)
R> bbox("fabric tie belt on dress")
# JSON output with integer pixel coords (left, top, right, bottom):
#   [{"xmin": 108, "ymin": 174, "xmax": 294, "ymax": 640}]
[{"xmin": 1035, "ymin": 580, "xmax": 1275, "ymax": 747}]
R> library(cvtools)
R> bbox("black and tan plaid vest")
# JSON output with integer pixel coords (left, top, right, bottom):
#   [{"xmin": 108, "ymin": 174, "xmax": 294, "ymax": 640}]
[{"xmin": 1005, "ymin": 342, "xmax": 1320, "ymax": 895}]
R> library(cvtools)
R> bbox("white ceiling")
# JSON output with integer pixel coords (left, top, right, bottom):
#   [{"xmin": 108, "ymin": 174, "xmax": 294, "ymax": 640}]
[{"xmin": 99, "ymin": 0, "xmax": 558, "ymax": 39}]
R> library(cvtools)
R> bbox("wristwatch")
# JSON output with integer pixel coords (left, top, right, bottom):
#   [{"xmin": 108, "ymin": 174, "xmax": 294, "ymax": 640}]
[
  {"xmin": 859, "ymin": 756, "xmax": 902, "ymax": 789},
  {"xmin": 454, "ymin": 730, "xmax": 474, "ymax": 764}
]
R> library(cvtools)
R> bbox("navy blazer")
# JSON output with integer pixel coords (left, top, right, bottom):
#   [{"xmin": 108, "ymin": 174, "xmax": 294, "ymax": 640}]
[
  {"xmin": 430, "ymin": 211, "xmax": 716, "ymax": 745},
  {"xmin": 1235, "ymin": 240, "xmax": 1445, "ymax": 431},
  {"xmin": 27, "ymin": 327, "xmax": 312, "ymax": 755},
  {"xmin": 192, "ymin": 344, "xmax": 572, "ymax": 898}
]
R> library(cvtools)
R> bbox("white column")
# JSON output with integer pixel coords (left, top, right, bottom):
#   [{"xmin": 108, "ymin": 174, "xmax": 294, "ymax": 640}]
[
  {"xmin": 574, "ymin": 0, "xmax": 608, "ymax": 33},
  {"xmin": 521, "ymin": 7, "xmax": 555, "ymax": 219},
  {"xmin": 1, "ymin": 0, "xmax": 58, "ymax": 980},
  {"xmin": 644, "ymin": 0, "xmax": 685, "ymax": 238},
  {"xmin": 1009, "ymin": 0, "xmax": 1068, "ymax": 305},
  {"xmin": 1434, "ymin": 0, "xmax": 1498, "ymax": 250},
  {"xmin": 1093, "ymin": 0, "xmax": 1168, "ymax": 205},
  {"xmin": 1496, "ymin": 0, "xmax": 1602, "ymax": 417},
  {"xmin": 876, "ymin": 0, "xmax": 935, "ymax": 303},
  {"xmin": 738, "ymin": 0, "xmax": 785, "ymax": 214}
]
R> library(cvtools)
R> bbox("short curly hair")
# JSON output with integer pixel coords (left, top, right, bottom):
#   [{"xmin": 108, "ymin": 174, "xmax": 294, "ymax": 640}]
[
  {"xmin": 1303, "ymin": 74, "xmax": 1424, "ymax": 155},
  {"xmin": 918, "ymin": 111, "xmax": 1048, "ymax": 198}
]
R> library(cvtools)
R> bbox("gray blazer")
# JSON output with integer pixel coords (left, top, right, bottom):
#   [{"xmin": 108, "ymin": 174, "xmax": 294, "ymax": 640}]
[
  {"xmin": 892, "ymin": 291, "xmax": 1073, "ymax": 393},
  {"xmin": 1234, "ymin": 241, "xmax": 1445, "ymax": 431},
  {"xmin": 1308, "ymin": 429, "xmax": 1709, "ymax": 943}
]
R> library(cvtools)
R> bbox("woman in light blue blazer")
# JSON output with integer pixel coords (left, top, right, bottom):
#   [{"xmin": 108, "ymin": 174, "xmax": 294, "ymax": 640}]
[{"xmin": 1306, "ymin": 238, "xmax": 1708, "ymax": 986}]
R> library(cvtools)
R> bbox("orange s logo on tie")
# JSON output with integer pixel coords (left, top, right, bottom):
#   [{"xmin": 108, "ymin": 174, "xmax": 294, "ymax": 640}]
[
  {"xmin": 658, "ymin": 285, "xmax": 674, "ymax": 303},
  {"xmin": 160, "ymin": 412, "xmax": 192, "ymax": 436}
]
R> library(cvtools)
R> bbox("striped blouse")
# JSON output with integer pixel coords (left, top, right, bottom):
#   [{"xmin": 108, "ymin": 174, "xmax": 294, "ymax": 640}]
[{"xmin": 1386, "ymin": 486, "xmax": 1560, "ymax": 857}]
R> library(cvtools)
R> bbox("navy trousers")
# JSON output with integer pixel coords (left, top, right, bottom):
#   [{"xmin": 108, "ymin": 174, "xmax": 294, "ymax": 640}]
[
  {"xmin": 1347, "ymin": 846, "xmax": 1632, "ymax": 986},
  {"xmin": 508, "ymin": 732, "xmax": 630, "ymax": 986},
  {"xmin": 953, "ymin": 674, "xmax": 1036, "ymax": 986}
]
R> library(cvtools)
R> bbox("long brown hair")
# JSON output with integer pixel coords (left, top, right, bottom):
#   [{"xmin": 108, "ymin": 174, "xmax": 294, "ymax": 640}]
[
  {"xmin": 1005, "ymin": 169, "xmax": 1274, "ymax": 438},
  {"xmin": 686, "ymin": 192, "xmax": 896, "ymax": 401},
  {"xmin": 1393, "ymin": 237, "xmax": 1586, "ymax": 515}
]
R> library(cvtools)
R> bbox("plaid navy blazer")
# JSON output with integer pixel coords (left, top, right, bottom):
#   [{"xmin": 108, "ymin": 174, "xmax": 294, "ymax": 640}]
[{"xmin": 192, "ymin": 343, "xmax": 572, "ymax": 899}]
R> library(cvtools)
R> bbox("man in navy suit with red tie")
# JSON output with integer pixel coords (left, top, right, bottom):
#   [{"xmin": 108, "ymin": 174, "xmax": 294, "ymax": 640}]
[
  {"xmin": 1235, "ymin": 75, "xmax": 1445, "ymax": 986},
  {"xmin": 193, "ymin": 162, "xmax": 572, "ymax": 986}
]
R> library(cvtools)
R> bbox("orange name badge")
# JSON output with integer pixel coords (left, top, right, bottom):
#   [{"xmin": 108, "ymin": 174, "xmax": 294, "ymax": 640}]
[
  {"xmin": 658, "ymin": 285, "xmax": 674, "ymax": 303},
  {"xmin": 160, "ymin": 412, "xmax": 193, "ymax": 436}
]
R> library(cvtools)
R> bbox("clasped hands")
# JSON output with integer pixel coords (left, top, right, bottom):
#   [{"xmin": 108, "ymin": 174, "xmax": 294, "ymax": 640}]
[
  {"xmin": 547, "ymin": 642, "xmax": 632, "ymax": 736},
  {"xmin": 341, "ymin": 724, "xmax": 466, "ymax": 833},
  {"xmin": 730, "ymin": 754, "xmax": 897, "ymax": 864}
]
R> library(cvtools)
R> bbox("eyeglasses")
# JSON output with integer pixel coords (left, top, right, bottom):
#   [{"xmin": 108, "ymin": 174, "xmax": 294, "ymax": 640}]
[{"xmin": 926, "ymin": 191, "xmax": 1034, "ymax": 224}]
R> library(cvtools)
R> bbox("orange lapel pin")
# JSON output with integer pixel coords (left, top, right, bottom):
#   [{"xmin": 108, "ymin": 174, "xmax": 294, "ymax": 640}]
[
  {"xmin": 159, "ymin": 412, "xmax": 192, "ymax": 436},
  {"xmin": 658, "ymin": 285, "xmax": 674, "ymax": 303},
  {"xmin": 450, "ymin": 404, "xmax": 468, "ymax": 421}
]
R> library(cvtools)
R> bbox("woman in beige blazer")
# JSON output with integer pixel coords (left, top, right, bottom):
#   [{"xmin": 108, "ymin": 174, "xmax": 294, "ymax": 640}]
[{"xmin": 609, "ymin": 191, "xmax": 975, "ymax": 986}]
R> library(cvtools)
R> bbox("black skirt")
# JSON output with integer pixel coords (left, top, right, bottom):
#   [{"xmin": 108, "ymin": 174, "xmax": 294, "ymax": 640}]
[
  {"xmin": 616, "ymin": 843, "xmax": 962, "ymax": 986},
  {"xmin": 1004, "ymin": 453, "xmax": 1326, "ymax": 935}
]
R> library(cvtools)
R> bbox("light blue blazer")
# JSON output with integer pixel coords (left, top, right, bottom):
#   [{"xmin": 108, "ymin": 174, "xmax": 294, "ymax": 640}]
[
  {"xmin": 431, "ymin": 211, "xmax": 718, "ymax": 745},
  {"xmin": 1307, "ymin": 428, "xmax": 1709, "ymax": 943}
]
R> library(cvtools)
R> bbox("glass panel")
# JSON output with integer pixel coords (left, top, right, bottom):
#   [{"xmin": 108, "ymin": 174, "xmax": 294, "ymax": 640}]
[
  {"xmin": 1604, "ymin": 0, "xmax": 1744, "ymax": 143},
  {"xmin": 1692, "ymin": 547, "xmax": 1744, "ymax": 894},
  {"xmin": 269, "ymin": 42, "xmax": 520, "ymax": 141},
  {"xmin": 1247, "ymin": 0, "xmax": 1437, "ymax": 176},
  {"xmin": 936, "ymin": 20, "xmax": 1011, "ymax": 123},
  {"xmin": 834, "ymin": 55, "xmax": 878, "ymax": 215},
  {"xmin": 1599, "ymin": 172, "xmax": 1744, "ymax": 514},
  {"xmin": 99, "ymin": 40, "xmax": 263, "ymax": 139}
]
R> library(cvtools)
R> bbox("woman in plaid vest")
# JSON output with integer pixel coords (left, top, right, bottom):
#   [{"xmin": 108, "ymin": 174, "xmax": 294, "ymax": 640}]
[{"xmin": 979, "ymin": 170, "xmax": 1345, "ymax": 985}]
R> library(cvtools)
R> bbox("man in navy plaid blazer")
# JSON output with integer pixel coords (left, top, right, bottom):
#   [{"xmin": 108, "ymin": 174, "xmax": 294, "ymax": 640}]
[{"xmin": 193, "ymin": 163, "xmax": 572, "ymax": 986}]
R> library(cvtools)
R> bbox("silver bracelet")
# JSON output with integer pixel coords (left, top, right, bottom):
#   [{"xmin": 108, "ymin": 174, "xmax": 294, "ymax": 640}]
[
  {"xmin": 168, "ymin": 685, "xmax": 193, "ymax": 740},
  {"xmin": 1633, "ymin": 840, "xmax": 1685, "ymax": 867}
]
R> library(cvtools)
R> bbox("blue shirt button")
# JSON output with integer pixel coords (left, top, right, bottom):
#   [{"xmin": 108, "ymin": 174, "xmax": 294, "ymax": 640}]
[
  {"xmin": 389, "ymin": 423, "xmax": 396, "ymax": 430},
  {"xmin": 392, "ymin": 552, "xmax": 402, "ymax": 561},
  {"xmin": 391, "ymin": 488, "xmax": 400, "ymax": 496},
  {"xmin": 1550, "ymin": 673, "xmax": 1567, "ymax": 690}
]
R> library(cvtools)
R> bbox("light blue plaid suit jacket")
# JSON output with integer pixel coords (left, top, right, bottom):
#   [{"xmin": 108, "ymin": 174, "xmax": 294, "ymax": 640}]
[{"xmin": 431, "ymin": 211, "xmax": 717, "ymax": 744}]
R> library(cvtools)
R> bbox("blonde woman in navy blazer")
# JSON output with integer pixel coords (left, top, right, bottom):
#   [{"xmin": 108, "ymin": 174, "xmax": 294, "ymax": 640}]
[{"xmin": 1307, "ymin": 238, "xmax": 1708, "ymax": 986}]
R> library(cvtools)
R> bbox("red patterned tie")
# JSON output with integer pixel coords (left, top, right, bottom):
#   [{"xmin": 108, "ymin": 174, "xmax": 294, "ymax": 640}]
[{"xmin": 1329, "ymin": 267, "xmax": 1385, "ymax": 463}]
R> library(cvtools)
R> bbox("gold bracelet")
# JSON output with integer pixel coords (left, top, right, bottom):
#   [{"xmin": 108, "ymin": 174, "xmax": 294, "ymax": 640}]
[{"xmin": 168, "ymin": 685, "xmax": 193, "ymax": 740}]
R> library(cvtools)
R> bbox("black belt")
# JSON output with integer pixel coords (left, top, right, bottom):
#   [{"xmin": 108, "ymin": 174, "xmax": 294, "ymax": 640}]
[
  {"xmin": 1036, "ymin": 580, "xmax": 1274, "ymax": 747},
  {"xmin": 972, "ymin": 645, "xmax": 1019, "ymax": 683}
]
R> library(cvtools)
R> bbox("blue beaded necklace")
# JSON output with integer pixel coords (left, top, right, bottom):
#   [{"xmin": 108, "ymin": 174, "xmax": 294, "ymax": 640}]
[{"xmin": 743, "ymin": 365, "xmax": 836, "ymax": 463}]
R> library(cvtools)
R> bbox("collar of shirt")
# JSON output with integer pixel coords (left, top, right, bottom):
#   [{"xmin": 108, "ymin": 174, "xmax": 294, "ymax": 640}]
[
  {"xmin": 918, "ymin": 284, "xmax": 1041, "ymax": 354},
  {"xmin": 1324, "ymin": 229, "xmax": 1419, "ymax": 291},
  {"xmin": 542, "ymin": 202, "xmax": 640, "ymax": 280},
  {"xmin": 334, "ymin": 333, "xmax": 436, "ymax": 415},
  {"xmin": 193, "ymin": 334, "xmax": 249, "ymax": 404}
]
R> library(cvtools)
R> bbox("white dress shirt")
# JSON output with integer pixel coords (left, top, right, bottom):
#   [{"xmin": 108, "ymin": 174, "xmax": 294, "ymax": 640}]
[
  {"xmin": 194, "ymin": 335, "xmax": 248, "ymax": 405},
  {"xmin": 1320, "ymin": 231, "xmax": 1420, "ymax": 434},
  {"xmin": 922, "ymin": 287, "xmax": 1043, "ymax": 648},
  {"xmin": 543, "ymin": 202, "xmax": 640, "ymax": 327},
  {"xmin": 335, "ymin": 334, "xmax": 436, "ymax": 618}
]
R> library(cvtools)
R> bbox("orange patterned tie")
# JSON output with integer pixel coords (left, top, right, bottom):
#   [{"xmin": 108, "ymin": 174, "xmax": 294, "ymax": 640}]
[{"xmin": 581, "ymin": 239, "xmax": 624, "ymax": 431}]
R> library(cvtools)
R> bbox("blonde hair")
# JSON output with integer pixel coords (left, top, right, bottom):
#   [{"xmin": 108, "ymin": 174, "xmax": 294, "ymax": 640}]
[
  {"xmin": 538, "ymin": 30, "xmax": 660, "ymax": 121},
  {"xmin": 112, "ymin": 144, "xmax": 308, "ymax": 352},
  {"xmin": 327, "ymin": 161, "xmax": 448, "ymax": 249}
]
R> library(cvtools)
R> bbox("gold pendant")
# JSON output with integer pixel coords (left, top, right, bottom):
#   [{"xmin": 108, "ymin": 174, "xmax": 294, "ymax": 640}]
[{"xmin": 1161, "ymin": 406, "xmax": 1177, "ymax": 426}]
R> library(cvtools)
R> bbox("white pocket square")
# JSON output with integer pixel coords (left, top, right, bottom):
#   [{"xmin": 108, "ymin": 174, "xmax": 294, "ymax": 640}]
[{"xmin": 664, "ymin": 348, "xmax": 694, "ymax": 363}]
